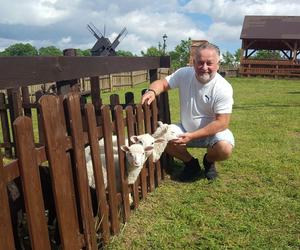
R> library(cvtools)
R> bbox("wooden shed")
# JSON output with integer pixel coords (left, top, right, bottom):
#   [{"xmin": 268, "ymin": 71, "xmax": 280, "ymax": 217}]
[
  {"xmin": 239, "ymin": 15, "xmax": 300, "ymax": 78},
  {"xmin": 189, "ymin": 40, "xmax": 208, "ymax": 66}
]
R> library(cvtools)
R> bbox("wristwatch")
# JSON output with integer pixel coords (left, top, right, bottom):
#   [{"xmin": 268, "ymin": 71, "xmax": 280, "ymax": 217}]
[{"xmin": 145, "ymin": 89, "xmax": 157, "ymax": 96}]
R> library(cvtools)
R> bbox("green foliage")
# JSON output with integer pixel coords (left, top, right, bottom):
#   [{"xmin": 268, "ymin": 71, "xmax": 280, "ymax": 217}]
[
  {"xmin": 222, "ymin": 51, "xmax": 235, "ymax": 66},
  {"xmin": 221, "ymin": 48, "xmax": 242, "ymax": 67},
  {"xmin": 234, "ymin": 48, "xmax": 242, "ymax": 63},
  {"xmin": 169, "ymin": 38, "xmax": 191, "ymax": 70},
  {"xmin": 141, "ymin": 46, "xmax": 164, "ymax": 56},
  {"xmin": 0, "ymin": 43, "xmax": 38, "ymax": 56},
  {"xmin": 38, "ymin": 46, "xmax": 63, "ymax": 56},
  {"xmin": 116, "ymin": 50, "xmax": 134, "ymax": 56},
  {"xmin": 76, "ymin": 49, "xmax": 91, "ymax": 56},
  {"xmin": 254, "ymin": 50, "xmax": 282, "ymax": 60}
]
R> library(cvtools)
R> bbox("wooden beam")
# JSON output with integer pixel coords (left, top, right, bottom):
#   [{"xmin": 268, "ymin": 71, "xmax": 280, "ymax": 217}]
[{"xmin": 0, "ymin": 56, "xmax": 170, "ymax": 89}]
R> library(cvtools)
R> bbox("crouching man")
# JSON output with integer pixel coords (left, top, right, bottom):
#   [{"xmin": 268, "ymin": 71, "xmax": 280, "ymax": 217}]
[{"xmin": 141, "ymin": 43, "xmax": 235, "ymax": 181}]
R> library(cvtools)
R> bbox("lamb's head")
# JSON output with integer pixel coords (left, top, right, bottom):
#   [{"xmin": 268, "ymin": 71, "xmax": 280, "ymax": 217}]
[
  {"xmin": 130, "ymin": 133, "xmax": 155, "ymax": 148},
  {"xmin": 152, "ymin": 121, "xmax": 169, "ymax": 138},
  {"xmin": 120, "ymin": 143, "xmax": 153, "ymax": 168},
  {"xmin": 130, "ymin": 134, "xmax": 165, "ymax": 158},
  {"xmin": 165, "ymin": 124, "xmax": 182, "ymax": 141}
]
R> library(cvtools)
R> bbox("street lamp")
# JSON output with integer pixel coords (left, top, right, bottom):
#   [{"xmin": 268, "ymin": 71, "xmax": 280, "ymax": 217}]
[{"xmin": 162, "ymin": 34, "xmax": 168, "ymax": 55}]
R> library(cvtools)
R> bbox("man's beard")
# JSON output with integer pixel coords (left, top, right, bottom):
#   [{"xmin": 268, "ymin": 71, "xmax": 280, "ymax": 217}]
[{"xmin": 196, "ymin": 72, "xmax": 215, "ymax": 83}]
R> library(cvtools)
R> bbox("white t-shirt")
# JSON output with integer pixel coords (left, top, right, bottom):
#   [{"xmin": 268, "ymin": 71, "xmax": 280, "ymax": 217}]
[{"xmin": 166, "ymin": 67, "xmax": 233, "ymax": 132}]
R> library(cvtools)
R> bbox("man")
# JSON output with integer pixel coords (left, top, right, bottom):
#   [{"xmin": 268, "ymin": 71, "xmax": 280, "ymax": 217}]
[{"xmin": 141, "ymin": 43, "xmax": 234, "ymax": 181}]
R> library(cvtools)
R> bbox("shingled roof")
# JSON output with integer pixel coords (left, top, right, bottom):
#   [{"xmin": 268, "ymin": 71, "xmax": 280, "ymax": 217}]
[{"xmin": 240, "ymin": 16, "xmax": 300, "ymax": 50}]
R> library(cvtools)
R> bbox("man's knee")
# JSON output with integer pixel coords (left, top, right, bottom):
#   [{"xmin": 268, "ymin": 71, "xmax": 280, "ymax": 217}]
[{"xmin": 210, "ymin": 141, "xmax": 233, "ymax": 160}]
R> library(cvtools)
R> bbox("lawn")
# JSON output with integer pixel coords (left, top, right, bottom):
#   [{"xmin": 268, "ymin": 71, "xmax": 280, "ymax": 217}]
[{"xmin": 105, "ymin": 77, "xmax": 300, "ymax": 249}]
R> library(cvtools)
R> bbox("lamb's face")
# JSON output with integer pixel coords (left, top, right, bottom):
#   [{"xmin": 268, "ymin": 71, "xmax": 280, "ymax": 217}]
[
  {"xmin": 121, "ymin": 144, "xmax": 154, "ymax": 168},
  {"xmin": 126, "ymin": 144, "xmax": 146, "ymax": 168},
  {"xmin": 131, "ymin": 134, "xmax": 155, "ymax": 148},
  {"xmin": 166, "ymin": 124, "xmax": 182, "ymax": 141}
]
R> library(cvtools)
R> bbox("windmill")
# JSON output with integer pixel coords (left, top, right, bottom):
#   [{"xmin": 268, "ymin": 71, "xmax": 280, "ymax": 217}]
[{"xmin": 87, "ymin": 23, "xmax": 127, "ymax": 56}]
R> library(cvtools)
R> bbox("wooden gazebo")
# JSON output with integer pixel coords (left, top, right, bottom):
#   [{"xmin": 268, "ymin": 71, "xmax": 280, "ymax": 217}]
[{"xmin": 239, "ymin": 16, "xmax": 300, "ymax": 77}]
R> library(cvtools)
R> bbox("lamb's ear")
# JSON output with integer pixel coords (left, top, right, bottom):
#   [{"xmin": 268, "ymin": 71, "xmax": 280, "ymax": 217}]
[
  {"xmin": 154, "ymin": 138, "xmax": 166, "ymax": 143},
  {"xmin": 158, "ymin": 121, "xmax": 163, "ymax": 126},
  {"xmin": 120, "ymin": 145, "xmax": 130, "ymax": 152},
  {"xmin": 144, "ymin": 145, "xmax": 154, "ymax": 152},
  {"xmin": 130, "ymin": 135, "xmax": 139, "ymax": 143}
]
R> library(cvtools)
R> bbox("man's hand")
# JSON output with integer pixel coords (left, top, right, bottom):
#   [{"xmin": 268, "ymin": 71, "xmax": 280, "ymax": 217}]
[
  {"xmin": 170, "ymin": 132, "xmax": 194, "ymax": 145},
  {"xmin": 141, "ymin": 90, "xmax": 156, "ymax": 105}
]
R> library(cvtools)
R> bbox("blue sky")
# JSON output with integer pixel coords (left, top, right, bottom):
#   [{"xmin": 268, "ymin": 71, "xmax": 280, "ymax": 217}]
[{"xmin": 0, "ymin": 0, "xmax": 299, "ymax": 56}]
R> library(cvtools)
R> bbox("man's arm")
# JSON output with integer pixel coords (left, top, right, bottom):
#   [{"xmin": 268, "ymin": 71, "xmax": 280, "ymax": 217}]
[
  {"xmin": 141, "ymin": 79, "xmax": 170, "ymax": 105},
  {"xmin": 173, "ymin": 113, "xmax": 231, "ymax": 144}
]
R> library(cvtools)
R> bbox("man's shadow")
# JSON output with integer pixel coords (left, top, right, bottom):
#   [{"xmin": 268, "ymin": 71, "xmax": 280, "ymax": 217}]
[{"xmin": 163, "ymin": 157, "xmax": 205, "ymax": 183}]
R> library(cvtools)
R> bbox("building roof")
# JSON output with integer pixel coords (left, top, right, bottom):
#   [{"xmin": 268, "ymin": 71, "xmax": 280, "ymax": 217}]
[
  {"xmin": 241, "ymin": 16, "xmax": 300, "ymax": 40},
  {"xmin": 240, "ymin": 16, "xmax": 300, "ymax": 50}
]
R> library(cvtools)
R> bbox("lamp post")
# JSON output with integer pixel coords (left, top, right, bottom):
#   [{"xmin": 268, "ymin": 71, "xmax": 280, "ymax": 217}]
[{"xmin": 162, "ymin": 34, "xmax": 168, "ymax": 55}]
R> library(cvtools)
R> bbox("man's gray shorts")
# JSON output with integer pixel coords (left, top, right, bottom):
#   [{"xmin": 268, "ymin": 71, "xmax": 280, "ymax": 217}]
[{"xmin": 173, "ymin": 124, "xmax": 235, "ymax": 148}]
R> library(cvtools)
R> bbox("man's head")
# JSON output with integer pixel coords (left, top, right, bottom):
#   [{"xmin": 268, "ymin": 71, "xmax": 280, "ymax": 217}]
[{"xmin": 193, "ymin": 43, "xmax": 220, "ymax": 83}]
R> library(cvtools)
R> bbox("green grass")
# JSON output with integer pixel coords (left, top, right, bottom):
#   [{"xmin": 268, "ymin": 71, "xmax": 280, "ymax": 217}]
[{"xmin": 104, "ymin": 77, "xmax": 300, "ymax": 250}]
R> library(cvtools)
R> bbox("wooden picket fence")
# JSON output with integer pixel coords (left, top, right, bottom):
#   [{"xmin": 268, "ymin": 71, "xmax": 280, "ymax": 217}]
[{"xmin": 0, "ymin": 54, "xmax": 171, "ymax": 249}]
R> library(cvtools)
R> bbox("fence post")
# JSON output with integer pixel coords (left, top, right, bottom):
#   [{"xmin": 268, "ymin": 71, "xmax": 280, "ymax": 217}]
[
  {"xmin": 7, "ymin": 87, "xmax": 23, "ymax": 156},
  {"xmin": 0, "ymin": 93, "xmax": 13, "ymax": 157},
  {"xmin": 56, "ymin": 49, "xmax": 80, "ymax": 96},
  {"xmin": 130, "ymin": 71, "xmax": 134, "ymax": 87},
  {"xmin": 13, "ymin": 116, "xmax": 51, "ymax": 250},
  {"xmin": 90, "ymin": 76, "xmax": 102, "ymax": 125},
  {"xmin": 0, "ymin": 157, "xmax": 16, "ymax": 250}
]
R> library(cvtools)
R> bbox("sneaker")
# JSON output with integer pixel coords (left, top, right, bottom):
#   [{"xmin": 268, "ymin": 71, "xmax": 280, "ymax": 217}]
[
  {"xmin": 203, "ymin": 154, "xmax": 218, "ymax": 180},
  {"xmin": 179, "ymin": 157, "xmax": 201, "ymax": 182}
]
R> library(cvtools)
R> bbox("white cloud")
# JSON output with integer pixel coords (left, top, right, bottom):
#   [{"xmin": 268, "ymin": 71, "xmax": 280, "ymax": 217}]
[
  {"xmin": 207, "ymin": 22, "xmax": 242, "ymax": 42},
  {"xmin": 0, "ymin": 0, "xmax": 69, "ymax": 26},
  {"xmin": 1, "ymin": 0, "xmax": 300, "ymax": 55},
  {"xmin": 184, "ymin": 0, "xmax": 300, "ymax": 25}
]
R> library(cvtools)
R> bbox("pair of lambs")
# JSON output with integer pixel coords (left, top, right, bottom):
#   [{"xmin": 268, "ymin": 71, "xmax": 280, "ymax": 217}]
[{"xmin": 85, "ymin": 121, "xmax": 182, "ymax": 191}]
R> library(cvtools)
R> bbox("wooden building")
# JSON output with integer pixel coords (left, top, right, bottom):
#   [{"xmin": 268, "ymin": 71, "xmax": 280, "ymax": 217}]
[
  {"xmin": 189, "ymin": 40, "xmax": 208, "ymax": 66},
  {"xmin": 239, "ymin": 16, "xmax": 300, "ymax": 78}
]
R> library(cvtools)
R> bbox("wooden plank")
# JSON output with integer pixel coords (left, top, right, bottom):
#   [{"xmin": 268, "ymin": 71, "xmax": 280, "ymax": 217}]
[
  {"xmin": 0, "ymin": 157, "xmax": 16, "ymax": 250},
  {"xmin": 90, "ymin": 76, "xmax": 102, "ymax": 126},
  {"xmin": 101, "ymin": 105, "xmax": 120, "ymax": 235},
  {"xmin": 114, "ymin": 105, "xmax": 130, "ymax": 222},
  {"xmin": 125, "ymin": 92, "xmax": 134, "ymax": 105},
  {"xmin": 21, "ymin": 86, "xmax": 32, "ymax": 117},
  {"xmin": 66, "ymin": 93, "xmax": 97, "ymax": 250},
  {"xmin": 143, "ymin": 103, "xmax": 155, "ymax": 192},
  {"xmin": 125, "ymin": 105, "xmax": 140, "ymax": 208},
  {"xmin": 135, "ymin": 104, "xmax": 147, "ymax": 199},
  {"xmin": 38, "ymin": 95, "xmax": 82, "ymax": 249},
  {"xmin": 35, "ymin": 90, "xmax": 45, "ymax": 144},
  {"xmin": 13, "ymin": 116, "xmax": 51, "ymax": 250},
  {"xmin": 150, "ymin": 99, "xmax": 161, "ymax": 186},
  {"xmin": 85, "ymin": 103, "xmax": 110, "ymax": 243},
  {"xmin": 7, "ymin": 87, "xmax": 23, "ymax": 156},
  {"xmin": 0, "ymin": 93, "xmax": 13, "ymax": 157},
  {"xmin": 0, "ymin": 56, "xmax": 170, "ymax": 89},
  {"xmin": 110, "ymin": 94, "xmax": 120, "ymax": 121}
]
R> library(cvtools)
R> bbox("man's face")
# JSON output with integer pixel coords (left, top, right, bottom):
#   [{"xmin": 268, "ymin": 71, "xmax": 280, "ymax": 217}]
[{"xmin": 193, "ymin": 48, "xmax": 219, "ymax": 83}]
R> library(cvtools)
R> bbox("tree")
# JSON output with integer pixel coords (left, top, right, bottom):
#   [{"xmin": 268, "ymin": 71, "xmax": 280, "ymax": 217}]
[
  {"xmin": 234, "ymin": 48, "xmax": 242, "ymax": 65},
  {"xmin": 141, "ymin": 46, "xmax": 163, "ymax": 56},
  {"xmin": 254, "ymin": 50, "xmax": 282, "ymax": 60},
  {"xmin": 169, "ymin": 38, "xmax": 191, "ymax": 70},
  {"xmin": 116, "ymin": 50, "xmax": 134, "ymax": 56},
  {"xmin": 76, "ymin": 49, "xmax": 91, "ymax": 56},
  {"xmin": 221, "ymin": 51, "xmax": 235, "ymax": 67},
  {"xmin": 0, "ymin": 43, "xmax": 38, "ymax": 56},
  {"xmin": 39, "ymin": 46, "xmax": 62, "ymax": 56}
]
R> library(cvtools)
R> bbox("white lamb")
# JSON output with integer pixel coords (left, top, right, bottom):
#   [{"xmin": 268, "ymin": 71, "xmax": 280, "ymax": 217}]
[
  {"xmin": 151, "ymin": 121, "xmax": 182, "ymax": 162},
  {"xmin": 86, "ymin": 142, "xmax": 153, "ymax": 190}
]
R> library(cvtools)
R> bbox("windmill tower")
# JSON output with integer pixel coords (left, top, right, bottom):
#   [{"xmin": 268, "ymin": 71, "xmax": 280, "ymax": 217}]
[{"xmin": 87, "ymin": 23, "xmax": 127, "ymax": 56}]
